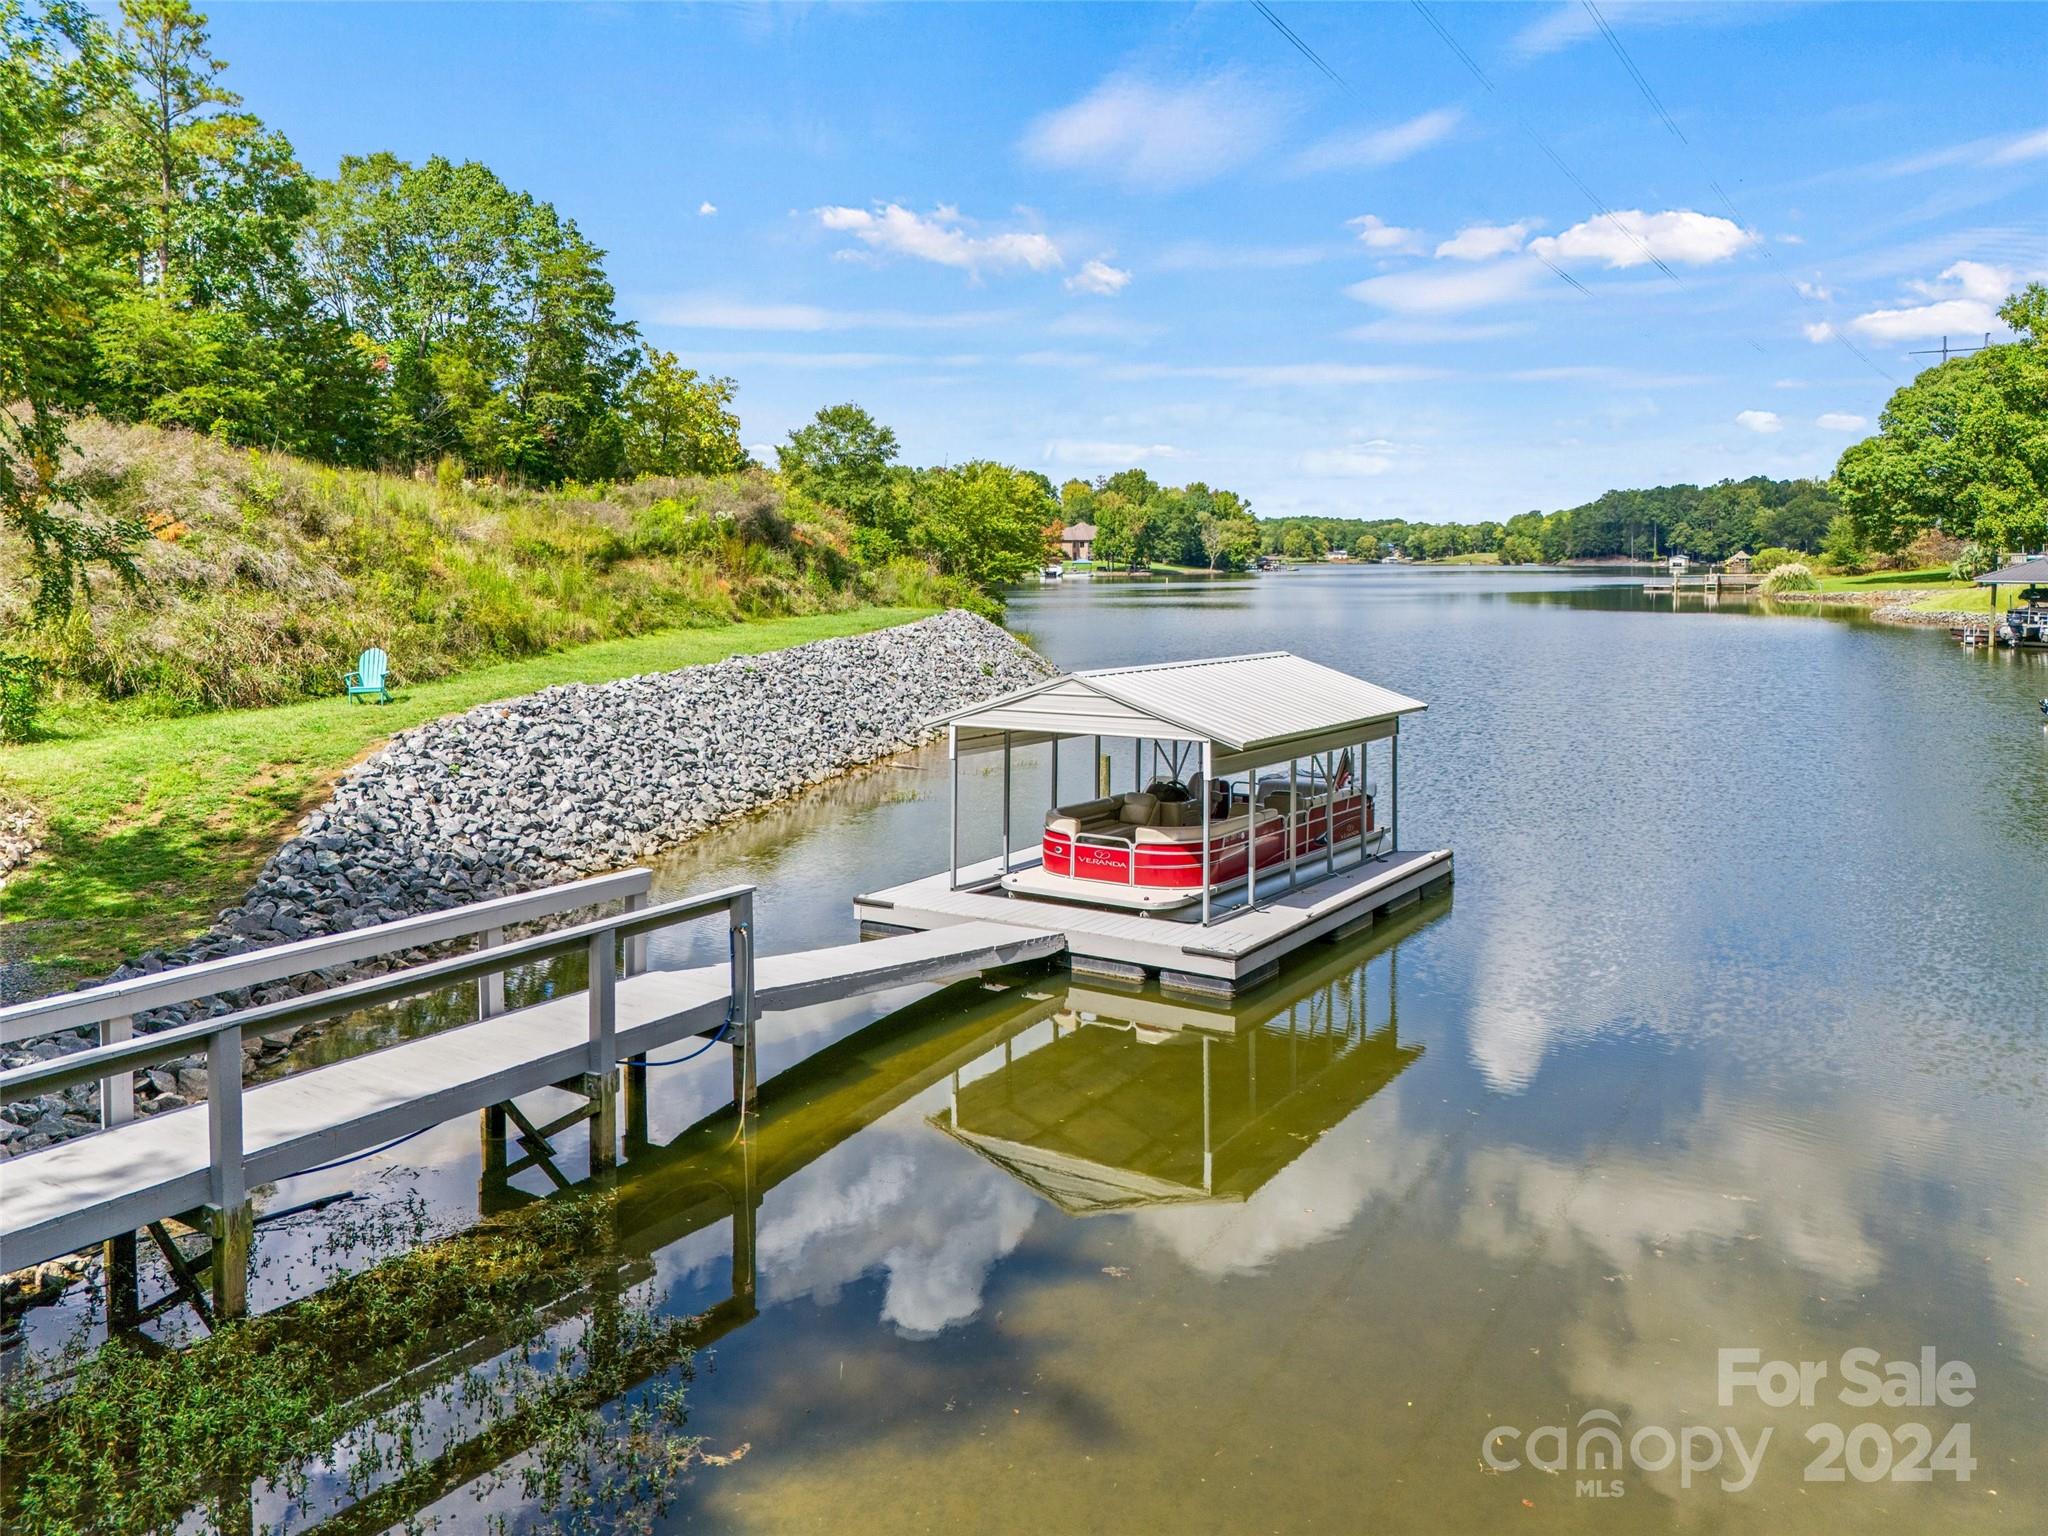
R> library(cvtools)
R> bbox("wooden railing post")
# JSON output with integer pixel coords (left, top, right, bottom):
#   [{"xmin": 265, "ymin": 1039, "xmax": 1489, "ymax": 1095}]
[
  {"xmin": 99, "ymin": 1014, "xmax": 134, "ymax": 1127},
  {"xmin": 476, "ymin": 927, "xmax": 507, "ymax": 1168},
  {"xmin": 729, "ymin": 891, "xmax": 757, "ymax": 1115},
  {"xmin": 585, "ymin": 930, "xmax": 618, "ymax": 1172},
  {"xmin": 207, "ymin": 1024, "xmax": 251, "ymax": 1320},
  {"xmin": 620, "ymin": 893, "xmax": 649, "ymax": 1152}
]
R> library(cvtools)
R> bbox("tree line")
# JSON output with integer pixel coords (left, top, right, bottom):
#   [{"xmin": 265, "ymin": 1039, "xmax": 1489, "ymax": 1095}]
[
  {"xmin": 1834, "ymin": 285, "xmax": 2047, "ymax": 568},
  {"xmin": 1055, "ymin": 470, "xmax": 1262, "ymax": 571},
  {"xmin": 1255, "ymin": 476, "xmax": 1839, "ymax": 566},
  {"xmin": 1, "ymin": 0, "xmax": 1064, "ymax": 618}
]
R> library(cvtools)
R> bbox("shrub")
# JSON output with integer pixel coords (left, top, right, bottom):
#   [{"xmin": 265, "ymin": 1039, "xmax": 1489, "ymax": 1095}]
[
  {"xmin": 1951, "ymin": 541, "xmax": 1996, "ymax": 580},
  {"xmin": 1760, "ymin": 562, "xmax": 1819, "ymax": 595},
  {"xmin": 1751, "ymin": 546, "xmax": 1799, "ymax": 574},
  {"xmin": 0, "ymin": 654, "xmax": 45, "ymax": 742}
]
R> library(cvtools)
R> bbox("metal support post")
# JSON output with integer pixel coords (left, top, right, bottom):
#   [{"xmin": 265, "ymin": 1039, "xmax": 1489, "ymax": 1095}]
[
  {"xmin": 1000, "ymin": 730, "xmax": 1012, "ymax": 876},
  {"xmin": 730, "ymin": 891, "xmax": 757, "ymax": 1115},
  {"xmin": 948, "ymin": 726, "xmax": 961, "ymax": 890},
  {"xmin": 1200, "ymin": 741, "xmax": 1214, "ymax": 926},
  {"xmin": 1288, "ymin": 759, "xmax": 1300, "ymax": 892},
  {"xmin": 1391, "ymin": 721, "xmax": 1400, "ymax": 851}
]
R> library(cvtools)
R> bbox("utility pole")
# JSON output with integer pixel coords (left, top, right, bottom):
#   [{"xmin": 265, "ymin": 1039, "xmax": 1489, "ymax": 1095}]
[{"xmin": 1909, "ymin": 333, "xmax": 1993, "ymax": 364}]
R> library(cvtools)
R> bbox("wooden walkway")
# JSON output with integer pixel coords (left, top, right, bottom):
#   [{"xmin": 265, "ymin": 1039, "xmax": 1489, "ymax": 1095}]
[
  {"xmin": 0, "ymin": 883, "xmax": 1059, "ymax": 1301},
  {"xmin": 857, "ymin": 844, "xmax": 1451, "ymax": 995}
]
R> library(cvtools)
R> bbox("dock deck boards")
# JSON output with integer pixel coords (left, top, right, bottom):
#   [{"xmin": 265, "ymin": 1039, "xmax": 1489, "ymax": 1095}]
[
  {"xmin": 855, "ymin": 845, "xmax": 1452, "ymax": 984},
  {"xmin": 0, "ymin": 920, "xmax": 1062, "ymax": 1273}
]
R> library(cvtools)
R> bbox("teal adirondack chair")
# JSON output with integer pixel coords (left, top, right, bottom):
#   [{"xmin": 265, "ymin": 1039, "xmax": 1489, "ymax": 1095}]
[{"xmin": 344, "ymin": 647, "xmax": 393, "ymax": 704}]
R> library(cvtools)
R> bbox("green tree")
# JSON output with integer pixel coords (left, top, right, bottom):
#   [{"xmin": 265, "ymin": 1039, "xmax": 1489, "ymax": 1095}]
[
  {"xmin": 108, "ymin": 0, "xmax": 304, "ymax": 301},
  {"xmin": 305, "ymin": 153, "xmax": 636, "ymax": 480},
  {"xmin": 0, "ymin": 0, "xmax": 141, "ymax": 617},
  {"xmin": 904, "ymin": 460, "xmax": 1055, "ymax": 590},
  {"xmin": 778, "ymin": 402, "xmax": 904, "ymax": 559},
  {"xmin": 1834, "ymin": 285, "xmax": 2048, "ymax": 556},
  {"xmin": 618, "ymin": 346, "xmax": 745, "ymax": 477}
]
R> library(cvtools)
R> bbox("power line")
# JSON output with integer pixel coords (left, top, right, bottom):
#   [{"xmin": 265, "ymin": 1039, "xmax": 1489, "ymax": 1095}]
[
  {"xmin": 1252, "ymin": 1, "xmax": 1596, "ymax": 303},
  {"xmin": 1408, "ymin": 1, "xmax": 1683, "ymax": 285},
  {"xmin": 1568, "ymin": 0, "xmax": 1897, "ymax": 384},
  {"xmin": 1582, "ymin": 1, "xmax": 1686, "ymax": 146},
  {"xmin": 1250, "ymin": 1, "xmax": 1359, "ymax": 100}
]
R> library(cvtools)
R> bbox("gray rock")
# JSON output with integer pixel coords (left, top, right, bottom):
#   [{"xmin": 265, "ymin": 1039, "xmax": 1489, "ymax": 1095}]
[{"xmin": 7, "ymin": 611, "xmax": 1052, "ymax": 1147}]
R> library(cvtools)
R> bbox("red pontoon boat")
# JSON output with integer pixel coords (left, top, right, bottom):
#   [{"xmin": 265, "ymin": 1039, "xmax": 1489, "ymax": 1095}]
[{"xmin": 931, "ymin": 652, "xmax": 1426, "ymax": 922}]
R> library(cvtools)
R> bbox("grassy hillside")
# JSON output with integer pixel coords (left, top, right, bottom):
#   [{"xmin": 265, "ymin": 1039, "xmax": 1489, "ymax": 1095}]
[
  {"xmin": 1, "ymin": 418, "xmax": 961, "ymax": 720},
  {"xmin": 0, "ymin": 609, "xmax": 932, "ymax": 987}
]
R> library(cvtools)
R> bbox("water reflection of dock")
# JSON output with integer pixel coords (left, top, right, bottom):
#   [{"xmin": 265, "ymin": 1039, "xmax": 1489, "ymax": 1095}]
[
  {"xmin": 11, "ymin": 894, "xmax": 1446, "ymax": 1533},
  {"xmin": 933, "ymin": 936, "xmax": 1422, "ymax": 1214}
]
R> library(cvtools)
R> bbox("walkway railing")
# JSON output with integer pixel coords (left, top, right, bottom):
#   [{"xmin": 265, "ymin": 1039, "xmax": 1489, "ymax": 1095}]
[
  {"xmin": 1, "ymin": 868, "xmax": 658, "ymax": 1127},
  {"xmin": 0, "ymin": 874, "xmax": 755, "ymax": 1317}
]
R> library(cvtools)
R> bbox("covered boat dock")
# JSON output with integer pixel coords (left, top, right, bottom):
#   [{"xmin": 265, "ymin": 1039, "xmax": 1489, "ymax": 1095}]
[{"xmin": 854, "ymin": 652, "xmax": 1453, "ymax": 996}]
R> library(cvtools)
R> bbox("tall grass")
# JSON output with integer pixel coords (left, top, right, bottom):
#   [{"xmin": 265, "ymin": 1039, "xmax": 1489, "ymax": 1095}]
[{"xmin": 0, "ymin": 419, "xmax": 966, "ymax": 715}]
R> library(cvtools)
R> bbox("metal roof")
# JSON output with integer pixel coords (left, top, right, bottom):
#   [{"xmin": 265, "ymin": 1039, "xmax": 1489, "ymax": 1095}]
[
  {"xmin": 1976, "ymin": 556, "xmax": 2048, "ymax": 585},
  {"xmin": 934, "ymin": 651, "xmax": 1426, "ymax": 753}
]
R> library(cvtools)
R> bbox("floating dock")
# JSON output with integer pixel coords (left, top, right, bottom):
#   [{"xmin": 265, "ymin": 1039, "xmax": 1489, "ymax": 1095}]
[{"xmin": 857, "ymin": 843, "xmax": 1451, "ymax": 997}]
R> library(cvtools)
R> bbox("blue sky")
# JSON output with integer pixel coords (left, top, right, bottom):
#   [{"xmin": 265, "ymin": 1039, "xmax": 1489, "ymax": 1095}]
[{"xmin": 205, "ymin": 1, "xmax": 2048, "ymax": 521}]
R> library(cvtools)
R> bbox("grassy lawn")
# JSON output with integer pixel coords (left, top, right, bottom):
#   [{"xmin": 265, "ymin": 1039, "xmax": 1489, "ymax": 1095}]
[
  {"xmin": 0, "ymin": 607, "xmax": 931, "ymax": 985},
  {"xmin": 1422, "ymin": 551, "xmax": 1502, "ymax": 565},
  {"xmin": 1906, "ymin": 586, "xmax": 1995, "ymax": 613},
  {"xmin": 1812, "ymin": 566, "xmax": 1957, "ymax": 590}
]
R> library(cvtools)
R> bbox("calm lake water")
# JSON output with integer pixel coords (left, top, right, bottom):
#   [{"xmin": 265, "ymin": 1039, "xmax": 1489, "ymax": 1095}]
[{"xmin": 18, "ymin": 567, "xmax": 2048, "ymax": 1533}]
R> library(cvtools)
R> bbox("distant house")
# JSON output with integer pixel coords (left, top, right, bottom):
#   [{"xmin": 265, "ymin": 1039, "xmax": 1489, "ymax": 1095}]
[
  {"xmin": 1724, "ymin": 550, "xmax": 1752, "ymax": 573},
  {"xmin": 1327, "ymin": 548, "xmax": 1352, "ymax": 563},
  {"xmin": 1058, "ymin": 521, "xmax": 1097, "ymax": 562}
]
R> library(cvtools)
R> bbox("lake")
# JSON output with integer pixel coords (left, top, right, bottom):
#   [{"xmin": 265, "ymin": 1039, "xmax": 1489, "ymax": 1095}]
[{"xmin": 14, "ymin": 567, "xmax": 2046, "ymax": 1532}]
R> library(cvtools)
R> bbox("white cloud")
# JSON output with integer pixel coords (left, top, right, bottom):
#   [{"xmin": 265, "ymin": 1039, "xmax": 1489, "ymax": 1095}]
[
  {"xmin": 1153, "ymin": 240, "xmax": 1333, "ymax": 271},
  {"xmin": 1295, "ymin": 107, "xmax": 1462, "ymax": 173},
  {"xmin": 697, "ymin": 201, "xmax": 717, "ymax": 216},
  {"xmin": 1344, "ymin": 317, "xmax": 1531, "ymax": 344},
  {"xmin": 1816, "ymin": 412, "xmax": 1867, "ymax": 432},
  {"xmin": 1046, "ymin": 311, "xmax": 1165, "ymax": 341},
  {"xmin": 1511, "ymin": 2, "xmax": 1604, "ymax": 56},
  {"xmin": 1794, "ymin": 279, "xmax": 1832, "ymax": 301},
  {"xmin": 653, "ymin": 297, "xmax": 1013, "ymax": 332},
  {"xmin": 1435, "ymin": 221, "xmax": 1534, "ymax": 261},
  {"xmin": 815, "ymin": 202, "xmax": 1061, "ymax": 273},
  {"xmin": 1528, "ymin": 209, "xmax": 1756, "ymax": 270},
  {"xmin": 1300, "ymin": 446, "xmax": 1395, "ymax": 477},
  {"xmin": 1107, "ymin": 360, "xmax": 1441, "ymax": 386},
  {"xmin": 1043, "ymin": 439, "xmax": 1186, "ymax": 465},
  {"xmin": 1511, "ymin": 1, "xmax": 1729, "ymax": 60},
  {"xmin": 1882, "ymin": 123, "xmax": 2048, "ymax": 176},
  {"xmin": 1347, "ymin": 214, "xmax": 1420, "ymax": 251},
  {"xmin": 1802, "ymin": 321, "xmax": 1836, "ymax": 343},
  {"xmin": 1735, "ymin": 409, "xmax": 1782, "ymax": 434},
  {"xmin": 1022, "ymin": 73, "xmax": 1277, "ymax": 190},
  {"xmin": 1065, "ymin": 258, "xmax": 1131, "ymax": 296},
  {"xmin": 1345, "ymin": 259, "xmax": 1543, "ymax": 315},
  {"xmin": 1847, "ymin": 259, "xmax": 2028, "ymax": 341}
]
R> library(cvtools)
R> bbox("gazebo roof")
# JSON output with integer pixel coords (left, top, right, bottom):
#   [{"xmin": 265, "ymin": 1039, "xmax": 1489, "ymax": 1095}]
[
  {"xmin": 934, "ymin": 652, "xmax": 1425, "ymax": 769},
  {"xmin": 1976, "ymin": 556, "xmax": 2048, "ymax": 585}
]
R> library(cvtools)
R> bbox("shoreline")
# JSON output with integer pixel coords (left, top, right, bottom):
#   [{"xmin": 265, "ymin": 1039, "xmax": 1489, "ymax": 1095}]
[{"xmin": 0, "ymin": 611, "xmax": 1053, "ymax": 1163}]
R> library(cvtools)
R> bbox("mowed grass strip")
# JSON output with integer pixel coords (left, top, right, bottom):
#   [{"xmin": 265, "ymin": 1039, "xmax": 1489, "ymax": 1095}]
[{"xmin": 0, "ymin": 607, "xmax": 931, "ymax": 985}]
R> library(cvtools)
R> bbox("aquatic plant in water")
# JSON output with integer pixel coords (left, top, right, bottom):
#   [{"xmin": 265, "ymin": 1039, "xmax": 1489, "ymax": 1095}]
[{"xmin": 0, "ymin": 1190, "xmax": 709, "ymax": 1535}]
